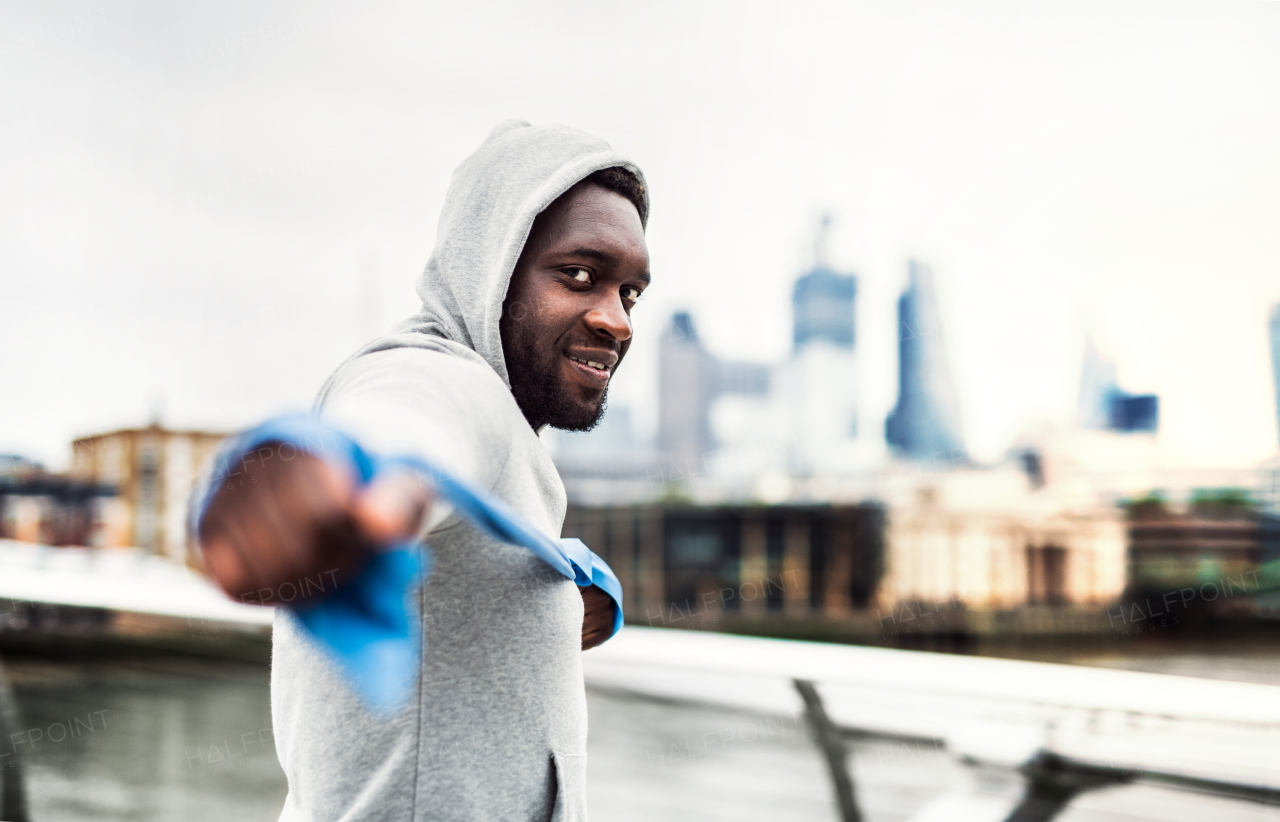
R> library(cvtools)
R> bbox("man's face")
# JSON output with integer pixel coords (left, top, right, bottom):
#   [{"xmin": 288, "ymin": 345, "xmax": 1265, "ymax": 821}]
[{"xmin": 500, "ymin": 183, "xmax": 650, "ymax": 431}]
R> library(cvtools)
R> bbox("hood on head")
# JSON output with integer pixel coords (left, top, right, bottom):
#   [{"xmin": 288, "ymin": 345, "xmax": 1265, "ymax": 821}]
[{"xmin": 400, "ymin": 119, "xmax": 648, "ymax": 386}]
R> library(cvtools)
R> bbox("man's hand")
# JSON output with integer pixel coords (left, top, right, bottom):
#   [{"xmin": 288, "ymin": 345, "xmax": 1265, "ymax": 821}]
[
  {"xmin": 580, "ymin": 585, "xmax": 617, "ymax": 650},
  {"xmin": 198, "ymin": 442, "xmax": 431, "ymax": 606}
]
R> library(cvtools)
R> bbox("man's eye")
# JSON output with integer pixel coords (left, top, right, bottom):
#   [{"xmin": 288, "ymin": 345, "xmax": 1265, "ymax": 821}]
[
  {"xmin": 621, "ymin": 286, "xmax": 643, "ymax": 303},
  {"xmin": 566, "ymin": 267, "xmax": 592, "ymax": 283}
]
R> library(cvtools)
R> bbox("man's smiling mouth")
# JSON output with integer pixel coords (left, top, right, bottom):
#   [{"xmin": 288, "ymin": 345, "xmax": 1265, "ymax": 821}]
[{"xmin": 567, "ymin": 354, "xmax": 609, "ymax": 372}]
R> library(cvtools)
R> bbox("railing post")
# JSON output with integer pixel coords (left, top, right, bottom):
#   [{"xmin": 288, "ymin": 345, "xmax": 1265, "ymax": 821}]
[
  {"xmin": 0, "ymin": 656, "xmax": 30, "ymax": 822},
  {"xmin": 794, "ymin": 679, "xmax": 862, "ymax": 822}
]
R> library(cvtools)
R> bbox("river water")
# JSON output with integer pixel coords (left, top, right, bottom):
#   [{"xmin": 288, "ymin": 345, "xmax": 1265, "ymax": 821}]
[{"xmin": 4, "ymin": 644, "xmax": 1280, "ymax": 821}]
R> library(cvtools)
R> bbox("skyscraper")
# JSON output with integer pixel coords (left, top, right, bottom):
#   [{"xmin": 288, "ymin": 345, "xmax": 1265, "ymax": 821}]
[
  {"xmin": 658, "ymin": 312, "xmax": 715, "ymax": 467},
  {"xmin": 1077, "ymin": 336, "xmax": 1159, "ymax": 434},
  {"xmin": 785, "ymin": 265, "xmax": 860, "ymax": 471},
  {"xmin": 793, "ymin": 266, "xmax": 856, "ymax": 350},
  {"xmin": 657, "ymin": 311, "xmax": 771, "ymax": 471},
  {"xmin": 1078, "ymin": 337, "xmax": 1119, "ymax": 430},
  {"xmin": 793, "ymin": 214, "xmax": 856, "ymax": 352},
  {"xmin": 779, "ymin": 216, "xmax": 862, "ymax": 473},
  {"xmin": 885, "ymin": 261, "xmax": 965, "ymax": 462}
]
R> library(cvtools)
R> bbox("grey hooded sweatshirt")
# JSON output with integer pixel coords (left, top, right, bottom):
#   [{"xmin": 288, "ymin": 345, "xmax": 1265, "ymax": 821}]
[{"xmin": 270, "ymin": 120, "xmax": 647, "ymax": 822}]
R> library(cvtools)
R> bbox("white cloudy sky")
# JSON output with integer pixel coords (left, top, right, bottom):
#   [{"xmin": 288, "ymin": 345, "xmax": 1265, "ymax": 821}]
[{"xmin": 3, "ymin": 0, "xmax": 1279, "ymax": 469}]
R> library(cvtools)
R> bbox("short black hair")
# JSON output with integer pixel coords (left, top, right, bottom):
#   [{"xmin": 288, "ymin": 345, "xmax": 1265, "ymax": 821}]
[{"xmin": 582, "ymin": 166, "xmax": 648, "ymax": 228}]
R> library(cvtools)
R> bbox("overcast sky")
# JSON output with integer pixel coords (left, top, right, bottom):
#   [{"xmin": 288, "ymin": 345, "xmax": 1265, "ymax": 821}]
[{"xmin": 3, "ymin": 0, "xmax": 1279, "ymax": 469}]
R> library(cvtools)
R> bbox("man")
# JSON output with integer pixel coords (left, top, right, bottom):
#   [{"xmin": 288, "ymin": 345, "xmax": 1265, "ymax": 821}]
[{"xmin": 196, "ymin": 120, "xmax": 651, "ymax": 821}]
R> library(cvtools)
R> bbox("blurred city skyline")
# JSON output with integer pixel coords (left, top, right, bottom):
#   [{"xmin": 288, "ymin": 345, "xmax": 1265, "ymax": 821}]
[{"xmin": 4, "ymin": 0, "xmax": 1280, "ymax": 468}]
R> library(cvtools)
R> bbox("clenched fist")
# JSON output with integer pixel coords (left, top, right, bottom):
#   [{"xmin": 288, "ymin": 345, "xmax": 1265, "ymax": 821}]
[{"xmin": 197, "ymin": 442, "xmax": 431, "ymax": 606}]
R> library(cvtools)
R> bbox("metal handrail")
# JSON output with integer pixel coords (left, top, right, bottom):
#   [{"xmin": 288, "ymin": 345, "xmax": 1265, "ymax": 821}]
[{"xmin": 585, "ymin": 627, "xmax": 1280, "ymax": 822}]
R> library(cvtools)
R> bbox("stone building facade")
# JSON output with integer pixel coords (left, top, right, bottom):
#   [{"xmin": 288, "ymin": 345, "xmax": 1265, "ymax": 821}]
[{"xmin": 70, "ymin": 425, "xmax": 227, "ymax": 561}]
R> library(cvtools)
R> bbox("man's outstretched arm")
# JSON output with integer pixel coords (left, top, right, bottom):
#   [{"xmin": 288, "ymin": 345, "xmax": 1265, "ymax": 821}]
[
  {"xmin": 199, "ymin": 432, "xmax": 620, "ymax": 650},
  {"xmin": 196, "ymin": 349, "xmax": 623, "ymax": 648}
]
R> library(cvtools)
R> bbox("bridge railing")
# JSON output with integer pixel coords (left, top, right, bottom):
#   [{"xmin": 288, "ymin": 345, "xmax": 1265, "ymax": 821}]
[{"xmin": 583, "ymin": 627, "xmax": 1280, "ymax": 821}]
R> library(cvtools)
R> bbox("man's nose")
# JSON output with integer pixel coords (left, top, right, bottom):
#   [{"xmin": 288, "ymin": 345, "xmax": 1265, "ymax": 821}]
[{"xmin": 584, "ymin": 295, "xmax": 633, "ymax": 342}]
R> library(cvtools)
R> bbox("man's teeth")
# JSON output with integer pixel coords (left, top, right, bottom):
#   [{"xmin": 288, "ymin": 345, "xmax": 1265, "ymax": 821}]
[{"xmin": 568, "ymin": 355, "xmax": 608, "ymax": 371}]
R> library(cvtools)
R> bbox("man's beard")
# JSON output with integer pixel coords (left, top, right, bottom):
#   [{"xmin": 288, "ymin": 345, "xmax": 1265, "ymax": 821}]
[{"xmin": 503, "ymin": 329, "xmax": 609, "ymax": 432}]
